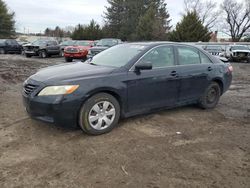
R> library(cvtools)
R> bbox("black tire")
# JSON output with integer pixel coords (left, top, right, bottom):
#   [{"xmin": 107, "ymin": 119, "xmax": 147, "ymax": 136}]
[
  {"xmin": 79, "ymin": 93, "xmax": 120, "ymax": 135},
  {"xmin": 229, "ymin": 55, "xmax": 234, "ymax": 62},
  {"xmin": 25, "ymin": 53, "xmax": 31, "ymax": 58},
  {"xmin": 198, "ymin": 82, "xmax": 221, "ymax": 109},
  {"xmin": 39, "ymin": 50, "xmax": 47, "ymax": 58},
  {"xmin": 60, "ymin": 50, "xmax": 64, "ymax": 57},
  {"xmin": 82, "ymin": 56, "xmax": 87, "ymax": 62},
  {"xmin": 0, "ymin": 48, "xmax": 5, "ymax": 54},
  {"xmin": 65, "ymin": 57, "xmax": 73, "ymax": 62}
]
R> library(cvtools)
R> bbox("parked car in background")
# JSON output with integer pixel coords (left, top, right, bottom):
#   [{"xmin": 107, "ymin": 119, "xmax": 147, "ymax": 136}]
[
  {"xmin": 203, "ymin": 45, "xmax": 228, "ymax": 62},
  {"xmin": 23, "ymin": 42, "xmax": 232, "ymax": 135},
  {"xmin": 0, "ymin": 39, "xmax": 22, "ymax": 54},
  {"xmin": 59, "ymin": 40, "xmax": 76, "ymax": 56},
  {"xmin": 23, "ymin": 39, "xmax": 61, "ymax": 58},
  {"xmin": 225, "ymin": 45, "xmax": 250, "ymax": 62},
  {"xmin": 88, "ymin": 38, "xmax": 122, "ymax": 58},
  {"xmin": 64, "ymin": 40, "xmax": 94, "ymax": 62},
  {"xmin": 94, "ymin": 40, "xmax": 99, "ymax": 46}
]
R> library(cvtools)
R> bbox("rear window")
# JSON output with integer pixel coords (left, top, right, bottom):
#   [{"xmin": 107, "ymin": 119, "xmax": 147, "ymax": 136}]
[{"xmin": 177, "ymin": 46, "xmax": 201, "ymax": 65}]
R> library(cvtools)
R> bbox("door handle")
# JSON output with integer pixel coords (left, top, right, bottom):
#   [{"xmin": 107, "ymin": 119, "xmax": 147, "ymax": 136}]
[
  {"xmin": 170, "ymin": 71, "xmax": 178, "ymax": 77},
  {"xmin": 208, "ymin": 67, "xmax": 213, "ymax": 71}
]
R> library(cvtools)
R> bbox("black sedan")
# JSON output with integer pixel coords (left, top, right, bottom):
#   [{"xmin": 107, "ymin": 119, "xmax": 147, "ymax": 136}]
[{"xmin": 22, "ymin": 42, "xmax": 233, "ymax": 135}]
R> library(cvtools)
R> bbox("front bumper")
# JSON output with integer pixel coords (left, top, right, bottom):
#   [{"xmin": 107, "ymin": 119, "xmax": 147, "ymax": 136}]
[
  {"xmin": 24, "ymin": 50, "xmax": 38, "ymax": 56},
  {"xmin": 64, "ymin": 52, "xmax": 87, "ymax": 59},
  {"xmin": 22, "ymin": 80, "xmax": 84, "ymax": 128}
]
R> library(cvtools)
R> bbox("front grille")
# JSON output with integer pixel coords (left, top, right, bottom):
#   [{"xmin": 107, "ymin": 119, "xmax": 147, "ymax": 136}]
[
  {"xmin": 23, "ymin": 83, "xmax": 38, "ymax": 95},
  {"xmin": 65, "ymin": 48, "xmax": 79, "ymax": 53},
  {"xmin": 237, "ymin": 52, "xmax": 248, "ymax": 57}
]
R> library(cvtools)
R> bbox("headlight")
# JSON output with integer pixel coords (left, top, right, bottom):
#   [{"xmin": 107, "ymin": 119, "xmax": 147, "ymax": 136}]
[{"xmin": 38, "ymin": 85, "xmax": 79, "ymax": 96}]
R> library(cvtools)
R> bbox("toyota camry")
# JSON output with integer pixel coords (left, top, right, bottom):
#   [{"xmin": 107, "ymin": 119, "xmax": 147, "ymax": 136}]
[{"xmin": 22, "ymin": 42, "xmax": 233, "ymax": 135}]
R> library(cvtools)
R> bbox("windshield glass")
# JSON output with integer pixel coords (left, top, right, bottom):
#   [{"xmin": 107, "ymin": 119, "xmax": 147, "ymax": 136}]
[
  {"xmin": 231, "ymin": 46, "xmax": 249, "ymax": 50},
  {"xmin": 61, "ymin": 40, "xmax": 75, "ymax": 46},
  {"xmin": 96, "ymin": 39, "xmax": 118, "ymax": 47},
  {"xmin": 76, "ymin": 41, "xmax": 92, "ymax": 46},
  {"xmin": 32, "ymin": 40, "xmax": 48, "ymax": 46},
  {"xmin": 90, "ymin": 44, "xmax": 146, "ymax": 67},
  {"xmin": 0, "ymin": 39, "xmax": 6, "ymax": 44}
]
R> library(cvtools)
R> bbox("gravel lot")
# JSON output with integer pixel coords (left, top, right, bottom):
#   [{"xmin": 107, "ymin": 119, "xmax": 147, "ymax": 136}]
[{"xmin": 0, "ymin": 55, "xmax": 249, "ymax": 188}]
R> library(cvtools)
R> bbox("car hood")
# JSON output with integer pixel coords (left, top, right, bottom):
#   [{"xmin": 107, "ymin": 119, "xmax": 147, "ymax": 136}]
[
  {"xmin": 232, "ymin": 50, "xmax": 250, "ymax": 53},
  {"xmin": 23, "ymin": 44, "xmax": 40, "ymax": 48},
  {"xmin": 90, "ymin": 46, "xmax": 109, "ymax": 51},
  {"xmin": 66, "ymin": 45, "xmax": 90, "ymax": 50},
  {"xmin": 29, "ymin": 62, "xmax": 115, "ymax": 83}
]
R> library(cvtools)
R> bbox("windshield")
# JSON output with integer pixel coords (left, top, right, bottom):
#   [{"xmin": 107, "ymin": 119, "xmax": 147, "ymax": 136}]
[
  {"xmin": 90, "ymin": 44, "xmax": 146, "ymax": 67},
  {"xmin": 231, "ymin": 46, "xmax": 249, "ymax": 50},
  {"xmin": 32, "ymin": 40, "xmax": 48, "ymax": 46},
  {"xmin": 0, "ymin": 39, "xmax": 6, "ymax": 44},
  {"xmin": 75, "ymin": 41, "xmax": 92, "ymax": 46},
  {"xmin": 96, "ymin": 39, "xmax": 118, "ymax": 47},
  {"xmin": 206, "ymin": 46, "xmax": 223, "ymax": 50},
  {"xmin": 61, "ymin": 40, "xmax": 75, "ymax": 46}
]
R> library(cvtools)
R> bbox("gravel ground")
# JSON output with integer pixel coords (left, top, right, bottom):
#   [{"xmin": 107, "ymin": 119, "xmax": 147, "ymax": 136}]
[{"xmin": 0, "ymin": 55, "xmax": 249, "ymax": 188}]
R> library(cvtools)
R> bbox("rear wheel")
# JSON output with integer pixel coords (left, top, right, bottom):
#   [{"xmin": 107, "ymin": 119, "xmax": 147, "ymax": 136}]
[
  {"xmin": 65, "ymin": 57, "xmax": 73, "ymax": 62},
  {"xmin": 199, "ymin": 82, "xmax": 221, "ymax": 109},
  {"xmin": 79, "ymin": 93, "xmax": 120, "ymax": 135},
  {"xmin": 39, "ymin": 50, "xmax": 47, "ymax": 58}
]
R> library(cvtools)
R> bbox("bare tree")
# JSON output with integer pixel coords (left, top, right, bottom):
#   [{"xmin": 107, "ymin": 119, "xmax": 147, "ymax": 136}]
[
  {"xmin": 184, "ymin": 0, "xmax": 219, "ymax": 29},
  {"xmin": 221, "ymin": 0, "xmax": 250, "ymax": 42}
]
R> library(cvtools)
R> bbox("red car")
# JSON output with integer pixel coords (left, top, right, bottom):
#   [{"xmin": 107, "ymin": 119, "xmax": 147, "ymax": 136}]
[{"xmin": 64, "ymin": 40, "xmax": 94, "ymax": 62}]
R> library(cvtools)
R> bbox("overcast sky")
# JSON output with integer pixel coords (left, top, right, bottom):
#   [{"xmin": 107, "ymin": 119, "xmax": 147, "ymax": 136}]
[{"xmin": 5, "ymin": 0, "xmax": 226, "ymax": 33}]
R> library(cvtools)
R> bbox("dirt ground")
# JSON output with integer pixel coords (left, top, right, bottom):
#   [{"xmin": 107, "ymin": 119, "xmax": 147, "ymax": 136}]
[{"xmin": 0, "ymin": 55, "xmax": 249, "ymax": 188}]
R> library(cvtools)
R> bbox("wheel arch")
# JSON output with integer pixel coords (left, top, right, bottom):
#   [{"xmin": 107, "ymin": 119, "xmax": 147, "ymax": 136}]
[
  {"xmin": 77, "ymin": 87, "xmax": 125, "ymax": 119},
  {"xmin": 212, "ymin": 78, "xmax": 224, "ymax": 95}
]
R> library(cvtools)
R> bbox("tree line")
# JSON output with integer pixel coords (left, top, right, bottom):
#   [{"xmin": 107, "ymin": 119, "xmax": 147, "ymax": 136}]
[{"xmin": 1, "ymin": 0, "xmax": 250, "ymax": 42}]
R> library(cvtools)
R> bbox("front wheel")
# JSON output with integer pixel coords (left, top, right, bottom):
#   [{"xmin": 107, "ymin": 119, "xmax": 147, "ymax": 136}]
[
  {"xmin": 79, "ymin": 93, "xmax": 120, "ymax": 135},
  {"xmin": 198, "ymin": 82, "xmax": 221, "ymax": 109},
  {"xmin": 39, "ymin": 50, "xmax": 47, "ymax": 58}
]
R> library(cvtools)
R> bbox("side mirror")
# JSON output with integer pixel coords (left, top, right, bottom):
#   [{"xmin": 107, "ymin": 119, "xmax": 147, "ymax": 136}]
[{"xmin": 135, "ymin": 61, "xmax": 152, "ymax": 71}]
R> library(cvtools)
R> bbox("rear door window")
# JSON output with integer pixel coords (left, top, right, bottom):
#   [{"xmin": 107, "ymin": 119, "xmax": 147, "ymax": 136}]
[
  {"xmin": 177, "ymin": 46, "xmax": 201, "ymax": 65},
  {"xmin": 200, "ymin": 52, "xmax": 213, "ymax": 64}
]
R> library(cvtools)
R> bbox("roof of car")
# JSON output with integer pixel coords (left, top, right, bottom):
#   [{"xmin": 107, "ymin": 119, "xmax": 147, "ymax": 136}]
[{"xmin": 126, "ymin": 41, "xmax": 197, "ymax": 48}]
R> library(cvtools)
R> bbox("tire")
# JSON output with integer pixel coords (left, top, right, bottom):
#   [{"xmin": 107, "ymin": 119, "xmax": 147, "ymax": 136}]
[
  {"xmin": 65, "ymin": 57, "xmax": 73, "ymax": 62},
  {"xmin": 60, "ymin": 50, "xmax": 64, "ymax": 57},
  {"xmin": 82, "ymin": 56, "xmax": 87, "ymax": 62},
  {"xmin": 79, "ymin": 93, "xmax": 120, "ymax": 135},
  {"xmin": 229, "ymin": 55, "xmax": 234, "ymax": 62},
  {"xmin": 0, "ymin": 48, "xmax": 5, "ymax": 54},
  {"xmin": 25, "ymin": 53, "xmax": 31, "ymax": 58},
  {"xmin": 39, "ymin": 50, "xmax": 47, "ymax": 58},
  {"xmin": 198, "ymin": 82, "xmax": 221, "ymax": 109}
]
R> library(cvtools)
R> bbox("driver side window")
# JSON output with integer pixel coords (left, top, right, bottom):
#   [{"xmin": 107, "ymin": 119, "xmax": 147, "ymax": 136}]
[{"xmin": 140, "ymin": 46, "xmax": 175, "ymax": 68}]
